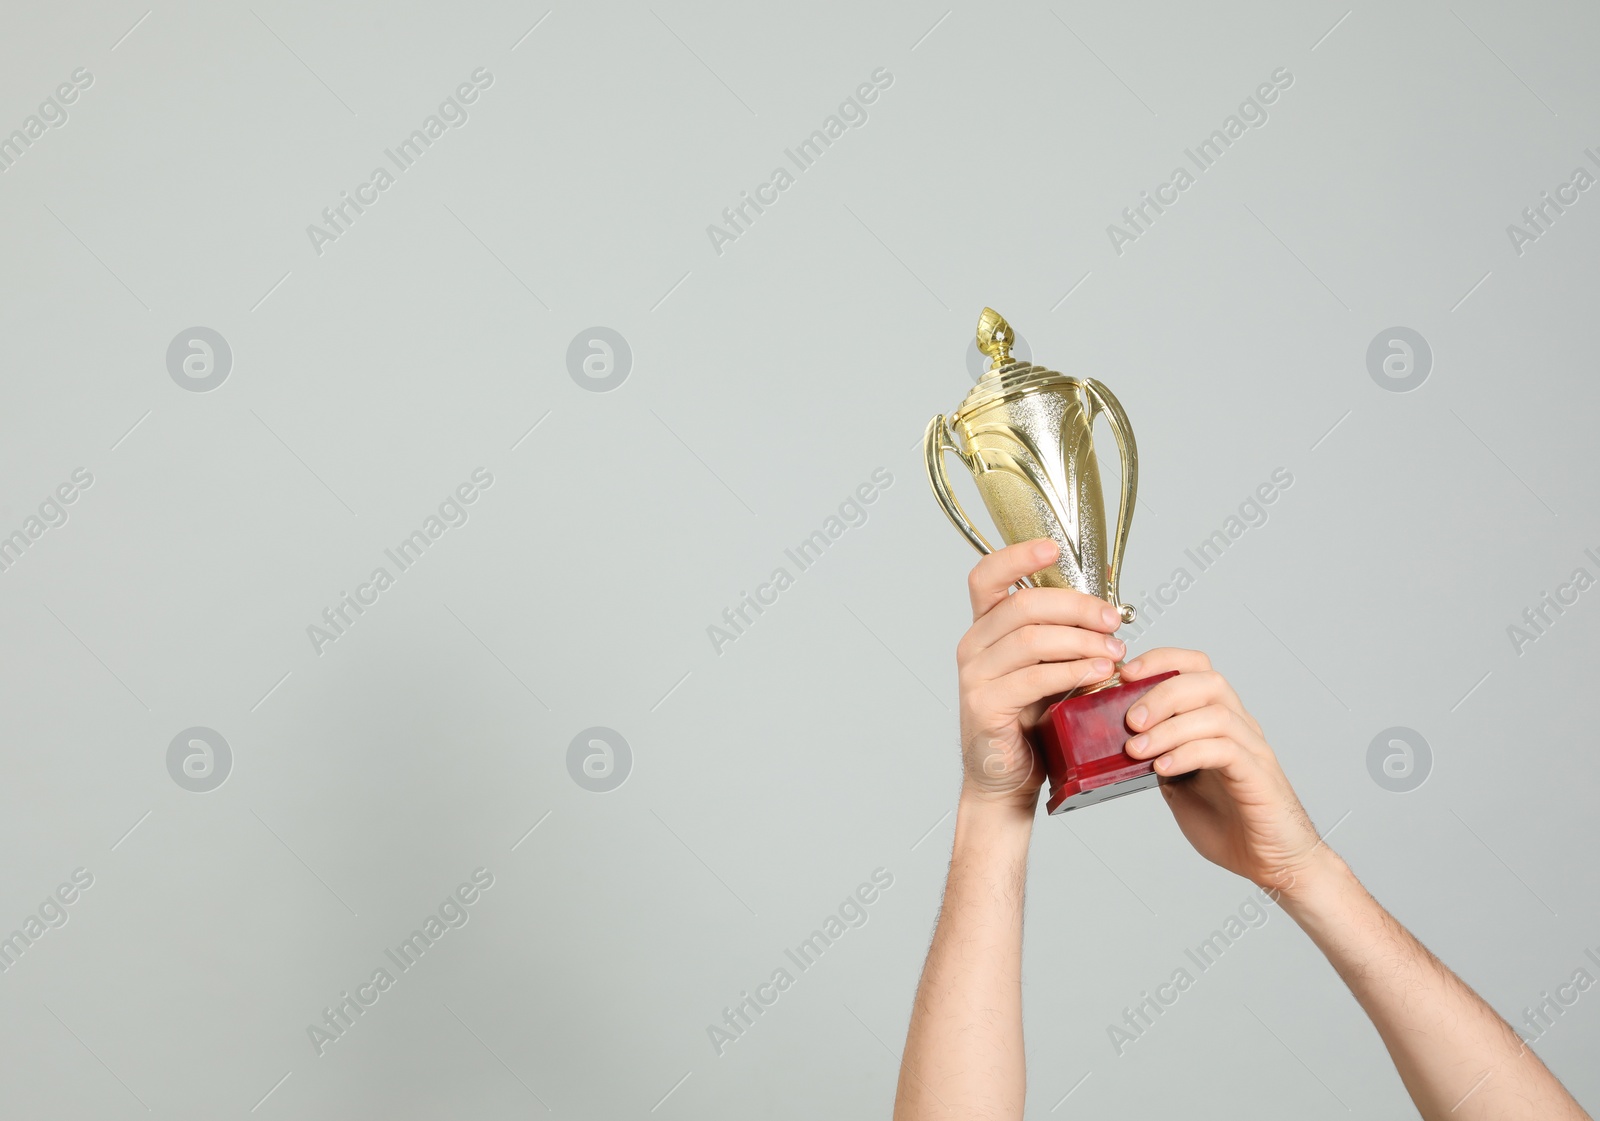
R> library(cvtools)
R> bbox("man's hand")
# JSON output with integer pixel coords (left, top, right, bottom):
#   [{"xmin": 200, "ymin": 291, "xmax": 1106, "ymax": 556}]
[
  {"xmin": 956, "ymin": 539, "xmax": 1125, "ymax": 813},
  {"xmin": 1118, "ymin": 647, "xmax": 1324, "ymax": 894},
  {"xmin": 1113, "ymin": 650, "xmax": 1592, "ymax": 1120},
  {"xmin": 896, "ymin": 537, "xmax": 1124, "ymax": 1121}
]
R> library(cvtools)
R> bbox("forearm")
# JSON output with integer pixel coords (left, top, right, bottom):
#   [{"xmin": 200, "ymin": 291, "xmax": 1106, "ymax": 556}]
[
  {"xmin": 1281, "ymin": 849, "xmax": 1590, "ymax": 1121},
  {"xmin": 895, "ymin": 792, "xmax": 1034, "ymax": 1121}
]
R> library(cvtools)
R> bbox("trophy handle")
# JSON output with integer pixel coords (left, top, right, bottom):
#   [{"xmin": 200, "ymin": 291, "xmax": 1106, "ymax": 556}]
[
  {"xmin": 1084, "ymin": 379, "xmax": 1139, "ymax": 622},
  {"xmin": 924, "ymin": 415, "xmax": 1038, "ymax": 588}
]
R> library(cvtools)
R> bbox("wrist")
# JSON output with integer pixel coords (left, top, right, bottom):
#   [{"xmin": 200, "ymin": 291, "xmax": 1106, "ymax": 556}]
[
  {"xmin": 953, "ymin": 787, "xmax": 1035, "ymax": 853},
  {"xmin": 1269, "ymin": 844, "xmax": 1358, "ymax": 922}
]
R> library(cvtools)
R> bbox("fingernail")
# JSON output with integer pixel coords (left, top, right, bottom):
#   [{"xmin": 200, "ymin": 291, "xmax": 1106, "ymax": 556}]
[
  {"xmin": 1093, "ymin": 658, "xmax": 1112, "ymax": 674},
  {"xmin": 1101, "ymin": 606, "xmax": 1119, "ymax": 628},
  {"xmin": 1127, "ymin": 734, "xmax": 1148, "ymax": 756},
  {"xmin": 1123, "ymin": 659, "xmax": 1141, "ymax": 676},
  {"xmin": 1034, "ymin": 540, "xmax": 1058, "ymax": 562},
  {"xmin": 1106, "ymin": 637, "xmax": 1125, "ymax": 658},
  {"xmin": 1128, "ymin": 704, "xmax": 1147, "ymax": 728}
]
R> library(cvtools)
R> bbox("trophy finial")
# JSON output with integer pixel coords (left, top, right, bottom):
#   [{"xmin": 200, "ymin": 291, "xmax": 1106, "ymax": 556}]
[{"xmin": 975, "ymin": 307, "xmax": 1014, "ymax": 370}]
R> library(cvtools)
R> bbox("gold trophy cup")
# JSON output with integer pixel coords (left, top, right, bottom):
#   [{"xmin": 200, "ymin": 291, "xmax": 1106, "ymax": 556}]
[{"xmin": 925, "ymin": 308, "xmax": 1174, "ymax": 812}]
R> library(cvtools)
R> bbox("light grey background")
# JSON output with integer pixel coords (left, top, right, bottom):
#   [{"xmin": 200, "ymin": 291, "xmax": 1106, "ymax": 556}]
[{"xmin": 1, "ymin": 1, "xmax": 1597, "ymax": 1117}]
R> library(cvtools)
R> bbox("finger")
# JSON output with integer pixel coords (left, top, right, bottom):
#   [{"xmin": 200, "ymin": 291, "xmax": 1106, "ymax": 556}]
[
  {"xmin": 974, "ymin": 658, "xmax": 1116, "ymax": 717},
  {"xmin": 1124, "ymin": 670, "xmax": 1249, "ymax": 733},
  {"xmin": 1122, "ymin": 655, "xmax": 1264, "ymax": 737},
  {"xmin": 966, "ymin": 539, "xmax": 1060, "ymax": 621},
  {"xmin": 969, "ymin": 623, "xmax": 1126, "ymax": 682},
  {"xmin": 1144, "ymin": 736, "xmax": 1258, "ymax": 780},
  {"xmin": 965, "ymin": 586, "xmax": 1123, "ymax": 655},
  {"xmin": 1124, "ymin": 703, "xmax": 1252, "ymax": 761},
  {"xmin": 1120, "ymin": 647, "xmax": 1211, "ymax": 681}
]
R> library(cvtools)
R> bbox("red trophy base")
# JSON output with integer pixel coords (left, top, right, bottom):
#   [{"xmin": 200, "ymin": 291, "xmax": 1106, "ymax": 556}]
[{"xmin": 1036, "ymin": 671, "xmax": 1178, "ymax": 814}]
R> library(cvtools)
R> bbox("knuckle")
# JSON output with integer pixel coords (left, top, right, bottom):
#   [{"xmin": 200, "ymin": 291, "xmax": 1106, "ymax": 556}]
[
  {"xmin": 1205, "ymin": 703, "xmax": 1242, "ymax": 732},
  {"xmin": 1021, "ymin": 663, "xmax": 1054, "ymax": 694},
  {"xmin": 1013, "ymin": 586, "xmax": 1048, "ymax": 620},
  {"xmin": 1067, "ymin": 589, "xmax": 1106, "ymax": 625},
  {"xmin": 1072, "ymin": 587, "xmax": 1105, "ymax": 613},
  {"xmin": 1019, "ymin": 624, "xmax": 1051, "ymax": 655}
]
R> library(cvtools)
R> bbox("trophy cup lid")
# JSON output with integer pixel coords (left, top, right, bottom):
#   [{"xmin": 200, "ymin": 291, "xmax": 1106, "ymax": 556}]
[{"xmin": 954, "ymin": 308, "xmax": 1083, "ymax": 424}]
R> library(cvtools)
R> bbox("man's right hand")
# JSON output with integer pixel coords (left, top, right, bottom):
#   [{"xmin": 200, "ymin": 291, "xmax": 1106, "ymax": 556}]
[{"xmin": 955, "ymin": 539, "xmax": 1127, "ymax": 813}]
